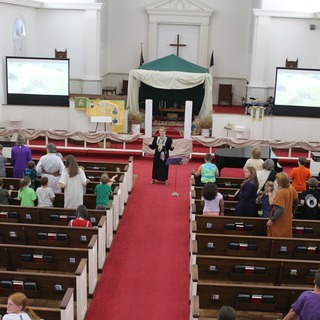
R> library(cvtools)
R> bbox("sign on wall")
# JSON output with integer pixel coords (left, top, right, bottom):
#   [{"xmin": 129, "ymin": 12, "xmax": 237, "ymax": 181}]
[{"xmin": 75, "ymin": 98, "xmax": 125, "ymax": 133}]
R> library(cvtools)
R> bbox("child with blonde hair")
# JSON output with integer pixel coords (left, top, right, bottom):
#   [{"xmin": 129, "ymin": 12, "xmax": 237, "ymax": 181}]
[
  {"xmin": 3, "ymin": 292, "xmax": 40, "ymax": 320},
  {"xmin": 258, "ymin": 181, "xmax": 274, "ymax": 218},
  {"xmin": 18, "ymin": 177, "xmax": 37, "ymax": 207}
]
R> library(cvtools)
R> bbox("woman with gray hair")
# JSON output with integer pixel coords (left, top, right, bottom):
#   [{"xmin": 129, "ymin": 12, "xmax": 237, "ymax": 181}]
[
  {"xmin": 11, "ymin": 134, "xmax": 32, "ymax": 178},
  {"xmin": 36, "ymin": 143, "xmax": 65, "ymax": 193},
  {"xmin": 256, "ymin": 158, "xmax": 278, "ymax": 193}
]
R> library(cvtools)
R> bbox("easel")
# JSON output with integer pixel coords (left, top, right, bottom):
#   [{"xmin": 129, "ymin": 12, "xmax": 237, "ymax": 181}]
[
  {"xmin": 166, "ymin": 157, "xmax": 189, "ymax": 197},
  {"xmin": 90, "ymin": 116, "xmax": 112, "ymax": 132}
]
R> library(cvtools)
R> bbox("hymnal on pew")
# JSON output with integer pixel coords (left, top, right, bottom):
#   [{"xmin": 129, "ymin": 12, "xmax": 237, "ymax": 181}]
[
  {"xmin": 0, "ymin": 212, "xmax": 8, "ymax": 219},
  {"xmin": 12, "ymin": 280, "xmax": 24, "ymax": 290},
  {"xmin": 24, "ymin": 282, "xmax": 37, "ymax": 290},
  {"xmin": 33, "ymin": 254, "xmax": 43, "ymax": 262},
  {"xmin": 8, "ymin": 212, "xmax": 18, "ymax": 219}
]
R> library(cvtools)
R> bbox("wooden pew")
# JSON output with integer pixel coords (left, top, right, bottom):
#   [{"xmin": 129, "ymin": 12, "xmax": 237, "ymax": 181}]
[
  {"xmin": 192, "ymin": 233, "xmax": 320, "ymax": 261},
  {"xmin": 192, "ymin": 198, "xmax": 304, "ymax": 218},
  {"xmin": 192, "ymin": 254, "xmax": 320, "ymax": 289},
  {"xmin": 0, "ymin": 241, "xmax": 97, "ymax": 297},
  {"xmin": 191, "ymin": 215, "xmax": 320, "ymax": 238},
  {"xmin": 191, "ymin": 199, "xmax": 237, "ymax": 216},
  {"xmin": 5, "ymin": 163, "xmax": 129, "ymax": 216},
  {"xmin": 191, "ymin": 282, "xmax": 308, "ymax": 320},
  {"xmin": 0, "ymin": 204, "xmax": 114, "ymax": 250},
  {"xmin": 6, "ymin": 156, "xmax": 133, "ymax": 198},
  {"xmin": 191, "ymin": 186, "xmax": 237, "ymax": 201},
  {"xmin": 0, "ymin": 264, "xmax": 87, "ymax": 320},
  {"xmin": 77, "ymin": 156, "xmax": 134, "ymax": 197},
  {"xmin": 0, "ymin": 287, "xmax": 74, "ymax": 320},
  {"xmin": 1, "ymin": 176, "xmax": 121, "ymax": 233},
  {"xmin": 6, "ymin": 175, "xmax": 123, "ymax": 210},
  {"xmin": 85, "ymin": 170, "xmax": 126, "ymax": 216},
  {"xmin": 191, "ymin": 175, "xmax": 243, "ymax": 188},
  {"xmin": 0, "ymin": 220, "xmax": 105, "ymax": 272}
]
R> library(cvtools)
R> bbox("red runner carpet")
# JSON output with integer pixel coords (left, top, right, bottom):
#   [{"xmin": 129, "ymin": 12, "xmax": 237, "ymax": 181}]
[{"xmin": 85, "ymin": 157, "xmax": 192, "ymax": 320}]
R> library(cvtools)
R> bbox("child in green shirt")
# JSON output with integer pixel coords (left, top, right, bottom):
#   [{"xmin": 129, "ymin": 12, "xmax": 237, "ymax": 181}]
[
  {"xmin": 18, "ymin": 177, "xmax": 37, "ymax": 206},
  {"xmin": 94, "ymin": 174, "xmax": 117, "ymax": 210}
]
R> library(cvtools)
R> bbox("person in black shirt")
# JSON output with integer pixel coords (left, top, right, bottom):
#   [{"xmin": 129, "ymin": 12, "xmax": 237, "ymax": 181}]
[{"xmin": 299, "ymin": 177, "xmax": 320, "ymax": 220}]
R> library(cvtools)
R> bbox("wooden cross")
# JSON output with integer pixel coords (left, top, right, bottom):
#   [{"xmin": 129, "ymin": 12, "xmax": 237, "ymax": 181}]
[{"xmin": 169, "ymin": 34, "xmax": 186, "ymax": 56}]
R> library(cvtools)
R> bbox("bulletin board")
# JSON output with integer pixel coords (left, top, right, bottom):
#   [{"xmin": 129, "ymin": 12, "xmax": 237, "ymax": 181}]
[{"xmin": 82, "ymin": 99, "xmax": 125, "ymax": 133}]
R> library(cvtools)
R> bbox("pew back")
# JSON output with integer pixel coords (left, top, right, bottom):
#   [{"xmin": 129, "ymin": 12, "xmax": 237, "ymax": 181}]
[{"xmin": 193, "ymin": 233, "xmax": 320, "ymax": 260}]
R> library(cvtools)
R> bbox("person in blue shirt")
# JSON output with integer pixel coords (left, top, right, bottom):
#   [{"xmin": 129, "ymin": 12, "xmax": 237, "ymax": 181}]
[
  {"xmin": 194, "ymin": 153, "xmax": 219, "ymax": 185},
  {"xmin": 23, "ymin": 160, "xmax": 39, "ymax": 190}
]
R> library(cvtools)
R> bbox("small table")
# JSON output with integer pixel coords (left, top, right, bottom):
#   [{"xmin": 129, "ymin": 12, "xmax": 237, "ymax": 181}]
[
  {"xmin": 102, "ymin": 86, "xmax": 117, "ymax": 95},
  {"xmin": 159, "ymin": 108, "xmax": 185, "ymax": 121}
]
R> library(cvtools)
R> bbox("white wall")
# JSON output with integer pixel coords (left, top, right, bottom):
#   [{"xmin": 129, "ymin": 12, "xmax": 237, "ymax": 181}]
[
  {"xmin": 106, "ymin": 0, "xmax": 253, "ymax": 78},
  {"xmin": 266, "ymin": 17, "xmax": 320, "ymax": 85},
  {"xmin": 261, "ymin": 0, "xmax": 320, "ymax": 11},
  {"xmin": 1, "ymin": 0, "xmax": 320, "ymax": 132},
  {"xmin": 212, "ymin": 113, "xmax": 320, "ymax": 142}
]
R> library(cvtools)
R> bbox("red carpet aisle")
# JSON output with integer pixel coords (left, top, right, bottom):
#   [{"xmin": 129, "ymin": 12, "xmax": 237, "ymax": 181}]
[{"xmin": 85, "ymin": 157, "xmax": 192, "ymax": 320}]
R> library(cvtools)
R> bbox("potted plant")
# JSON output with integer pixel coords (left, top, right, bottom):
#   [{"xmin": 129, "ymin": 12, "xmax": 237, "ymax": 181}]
[
  {"xmin": 128, "ymin": 111, "xmax": 144, "ymax": 133},
  {"xmin": 194, "ymin": 114, "xmax": 212, "ymax": 137}
]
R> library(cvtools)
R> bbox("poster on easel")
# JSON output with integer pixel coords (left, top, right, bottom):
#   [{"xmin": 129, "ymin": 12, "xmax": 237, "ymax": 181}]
[{"xmin": 86, "ymin": 99, "xmax": 125, "ymax": 133}]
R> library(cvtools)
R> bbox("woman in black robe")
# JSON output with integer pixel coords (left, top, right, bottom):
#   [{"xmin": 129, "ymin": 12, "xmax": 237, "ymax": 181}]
[{"xmin": 149, "ymin": 127, "xmax": 174, "ymax": 184}]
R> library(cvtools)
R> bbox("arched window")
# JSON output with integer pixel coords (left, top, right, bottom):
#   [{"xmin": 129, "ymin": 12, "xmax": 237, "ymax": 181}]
[{"xmin": 13, "ymin": 16, "xmax": 26, "ymax": 56}]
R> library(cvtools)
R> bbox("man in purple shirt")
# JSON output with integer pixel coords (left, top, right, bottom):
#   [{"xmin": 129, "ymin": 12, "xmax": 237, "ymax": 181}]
[
  {"xmin": 11, "ymin": 135, "xmax": 32, "ymax": 178},
  {"xmin": 282, "ymin": 268, "xmax": 320, "ymax": 319}
]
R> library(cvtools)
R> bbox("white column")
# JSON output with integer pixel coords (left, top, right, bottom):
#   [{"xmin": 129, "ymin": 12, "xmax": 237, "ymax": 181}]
[
  {"xmin": 184, "ymin": 101, "xmax": 193, "ymax": 139},
  {"xmin": 247, "ymin": 11, "xmax": 272, "ymax": 100},
  {"xmin": 82, "ymin": 9, "xmax": 102, "ymax": 94},
  {"xmin": 145, "ymin": 99, "xmax": 153, "ymax": 137}
]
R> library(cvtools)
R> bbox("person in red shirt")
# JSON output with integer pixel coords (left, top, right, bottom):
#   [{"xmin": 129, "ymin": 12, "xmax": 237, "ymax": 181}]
[
  {"xmin": 68, "ymin": 204, "xmax": 92, "ymax": 228},
  {"xmin": 289, "ymin": 157, "xmax": 312, "ymax": 192}
]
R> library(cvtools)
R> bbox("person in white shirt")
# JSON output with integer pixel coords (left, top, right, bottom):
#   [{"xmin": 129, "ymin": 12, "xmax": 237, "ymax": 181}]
[
  {"xmin": 36, "ymin": 143, "xmax": 65, "ymax": 193},
  {"xmin": 243, "ymin": 146, "xmax": 264, "ymax": 173},
  {"xmin": 201, "ymin": 182, "xmax": 224, "ymax": 216},
  {"xmin": 3, "ymin": 292, "xmax": 40, "ymax": 320},
  {"xmin": 36, "ymin": 176, "xmax": 55, "ymax": 207}
]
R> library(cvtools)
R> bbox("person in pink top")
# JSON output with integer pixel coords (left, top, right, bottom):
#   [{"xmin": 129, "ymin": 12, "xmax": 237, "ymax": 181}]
[
  {"xmin": 68, "ymin": 205, "xmax": 92, "ymax": 228},
  {"xmin": 201, "ymin": 182, "xmax": 224, "ymax": 216},
  {"xmin": 289, "ymin": 157, "xmax": 312, "ymax": 192}
]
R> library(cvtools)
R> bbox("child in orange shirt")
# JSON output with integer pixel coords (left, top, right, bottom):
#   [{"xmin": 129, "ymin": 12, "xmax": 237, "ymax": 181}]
[{"xmin": 289, "ymin": 157, "xmax": 311, "ymax": 192}]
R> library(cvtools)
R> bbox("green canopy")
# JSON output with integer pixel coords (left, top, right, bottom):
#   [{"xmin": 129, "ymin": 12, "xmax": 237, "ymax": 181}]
[
  {"xmin": 128, "ymin": 55, "xmax": 212, "ymax": 117},
  {"xmin": 138, "ymin": 54, "xmax": 208, "ymax": 73}
]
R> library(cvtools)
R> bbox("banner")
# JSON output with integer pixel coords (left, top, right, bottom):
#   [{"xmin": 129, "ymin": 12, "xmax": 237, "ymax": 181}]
[{"xmin": 86, "ymin": 99, "xmax": 126, "ymax": 133}]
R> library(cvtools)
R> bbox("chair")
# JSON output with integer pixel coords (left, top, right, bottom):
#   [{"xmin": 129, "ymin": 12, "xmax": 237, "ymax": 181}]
[
  {"xmin": 55, "ymin": 49, "xmax": 67, "ymax": 59},
  {"xmin": 218, "ymin": 84, "xmax": 233, "ymax": 105},
  {"xmin": 285, "ymin": 58, "xmax": 298, "ymax": 68},
  {"xmin": 121, "ymin": 80, "xmax": 128, "ymax": 95}
]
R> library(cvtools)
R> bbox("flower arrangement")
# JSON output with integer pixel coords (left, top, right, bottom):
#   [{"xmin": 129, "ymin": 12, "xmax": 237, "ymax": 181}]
[
  {"xmin": 194, "ymin": 114, "xmax": 212, "ymax": 129},
  {"xmin": 128, "ymin": 111, "xmax": 145, "ymax": 124}
]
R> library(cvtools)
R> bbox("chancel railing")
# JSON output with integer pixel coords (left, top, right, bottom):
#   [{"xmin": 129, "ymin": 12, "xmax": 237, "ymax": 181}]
[{"xmin": 0, "ymin": 127, "xmax": 318, "ymax": 161}]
